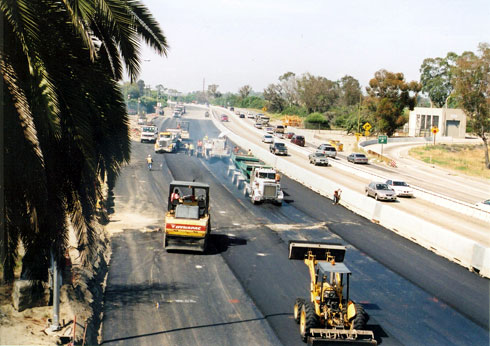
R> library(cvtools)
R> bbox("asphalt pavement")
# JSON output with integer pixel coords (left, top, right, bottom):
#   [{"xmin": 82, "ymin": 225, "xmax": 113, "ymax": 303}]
[{"xmin": 101, "ymin": 109, "xmax": 489, "ymax": 346}]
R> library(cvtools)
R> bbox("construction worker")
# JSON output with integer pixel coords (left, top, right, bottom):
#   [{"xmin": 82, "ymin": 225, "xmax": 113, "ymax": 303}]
[
  {"xmin": 184, "ymin": 142, "xmax": 189, "ymax": 155},
  {"xmin": 189, "ymin": 143, "xmax": 195, "ymax": 156},
  {"xmin": 333, "ymin": 188, "xmax": 342, "ymax": 205},
  {"xmin": 146, "ymin": 154, "xmax": 153, "ymax": 170},
  {"xmin": 275, "ymin": 173, "xmax": 281, "ymax": 182},
  {"xmin": 171, "ymin": 188, "xmax": 180, "ymax": 203}
]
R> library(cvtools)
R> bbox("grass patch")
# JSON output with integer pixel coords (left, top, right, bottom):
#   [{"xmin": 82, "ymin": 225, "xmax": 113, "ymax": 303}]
[{"xmin": 409, "ymin": 144, "xmax": 490, "ymax": 179}]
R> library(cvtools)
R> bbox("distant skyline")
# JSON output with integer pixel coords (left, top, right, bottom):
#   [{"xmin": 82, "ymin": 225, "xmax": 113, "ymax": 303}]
[{"xmin": 135, "ymin": 0, "xmax": 490, "ymax": 94}]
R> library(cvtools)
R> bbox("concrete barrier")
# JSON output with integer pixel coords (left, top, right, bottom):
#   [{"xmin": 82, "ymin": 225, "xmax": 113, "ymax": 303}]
[{"xmin": 208, "ymin": 105, "xmax": 490, "ymax": 278}]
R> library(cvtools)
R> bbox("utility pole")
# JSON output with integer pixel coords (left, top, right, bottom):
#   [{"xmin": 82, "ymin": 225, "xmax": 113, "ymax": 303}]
[{"xmin": 50, "ymin": 251, "xmax": 61, "ymax": 331}]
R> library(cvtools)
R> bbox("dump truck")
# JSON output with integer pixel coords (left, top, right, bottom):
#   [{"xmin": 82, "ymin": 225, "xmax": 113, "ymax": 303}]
[
  {"xmin": 289, "ymin": 240, "xmax": 376, "ymax": 345},
  {"xmin": 177, "ymin": 120, "xmax": 190, "ymax": 140},
  {"xmin": 164, "ymin": 181, "xmax": 211, "ymax": 252},
  {"xmin": 229, "ymin": 153, "xmax": 283, "ymax": 206},
  {"xmin": 203, "ymin": 138, "xmax": 230, "ymax": 159},
  {"xmin": 154, "ymin": 131, "xmax": 179, "ymax": 153}
]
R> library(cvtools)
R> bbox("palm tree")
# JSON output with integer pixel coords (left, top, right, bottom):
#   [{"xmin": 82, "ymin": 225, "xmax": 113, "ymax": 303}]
[{"xmin": 1, "ymin": 0, "xmax": 168, "ymax": 281}]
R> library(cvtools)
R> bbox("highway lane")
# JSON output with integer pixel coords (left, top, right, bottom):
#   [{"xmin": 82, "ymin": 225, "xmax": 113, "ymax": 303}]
[
  {"xmin": 101, "ymin": 129, "xmax": 280, "ymax": 346},
  {"xmin": 164, "ymin": 110, "xmax": 488, "ymax": 344},
  {"xmin": 211, "ymin": 106, "xmax": 490, "ymax": 247},
  {"xmin": 102, "ymin": 109, "xmax": 488, "ymax": 346}
]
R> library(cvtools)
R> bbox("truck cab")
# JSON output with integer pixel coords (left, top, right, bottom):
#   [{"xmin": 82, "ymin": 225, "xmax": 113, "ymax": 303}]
[{"xmin": 249, "ymin": 167, "xmax": 284, "ymax": 205}]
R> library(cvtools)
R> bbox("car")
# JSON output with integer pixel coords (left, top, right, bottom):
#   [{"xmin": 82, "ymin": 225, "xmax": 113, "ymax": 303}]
[
  {"xmin": 254, "ymin": 122, "xmax": 263, "ymax": 129},
  {"xmin": 365, "ymin": 182, "xmax": 397, "ymax": 201},
  {"xmin": 137, "ymin": 117, "xmax": 146, "ymax": 125},
  {"xmin": 285, "ymin": 132, "xmax": 295, "ymax": 139},
  {"xmin": 220, "ymin": 114, "xmax": 229, "ymax": 122},
  {"xmin": 265, "ymin": 127, "xmax": 274, "ymax": 134},
  {"xmin": 308, "ymin": 152, "xmax": 329, "ymax": 166},
  {"xmin": 229, "ymin": 107, "xmax": 234, "ymax": 111},
  {"xmin": 262, "ymin": 134, "xmax": 274, "ymax": 143},
  {"xmin": 386, "ymin": 179, "xmax": 414, "ymax": 197},
  {"xmin": 235, "ymin": 110, "xmax": 240, "ymax": 115},
  {"xmin": 317, "ymin": 144, "xmax": 337, "ymax": 158},
  {"xmin": 475, "ymin": 199, "xmax": 490, "ymax": 212},
  {"xmin": 347, "ymin": 153, "xmax": 368, "ymax": 164},
  {"xmin": 274, "ymin": 125, "xmax": 285, "ymax": 134},
  {"xmin": 275, "ymin": 132, "xmax": 284, "ymax": 139},
  {"xmin": 239, "ymin": 113, "xmax": 245, "ymax": 118},
  {"xmin": 247, "ymin": 112, "xmax": 255, "ymax": 119},
  {"xmin": 291, "ymin": 135, "xmax": 305, "ymax": 146},
  {"xmin": 269, "ymin": 142, "xmax": 288, "ymax": 156}
]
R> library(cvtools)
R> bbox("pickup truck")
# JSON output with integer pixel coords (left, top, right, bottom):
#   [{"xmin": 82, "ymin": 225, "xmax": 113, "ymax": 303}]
[{"xmin": 270, "ymin": 142, "xmax": 288, "ymax": 156}]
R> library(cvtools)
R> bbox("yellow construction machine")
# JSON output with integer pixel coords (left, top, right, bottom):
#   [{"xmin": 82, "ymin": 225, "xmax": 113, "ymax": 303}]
[
  {"xmin": 164, "ymin": 181, "xmax": 211, "ymax": 252},
  {"xmin": 289, "ymin": 241, "xmax": 376, "ymax": 345}
]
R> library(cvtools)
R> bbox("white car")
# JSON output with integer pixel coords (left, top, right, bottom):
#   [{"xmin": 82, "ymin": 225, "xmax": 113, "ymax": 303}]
[
  {"xmin": 385, "ymin": 179, "xmax": 414, "ymax": 197},
  {"xmin": 247, "ymin": 112, "xmax": 255, "ymax": 119},
  {"xmin": 475, "ymin": 199, "xmax": 490, "ymax": 212},
  {"xmin": 262, "ymin": 134, "xmax": 274, "ymax": 143},
  {"xmin": 265, "ymin": 127, "xmax": 274, "ymax": 134}
]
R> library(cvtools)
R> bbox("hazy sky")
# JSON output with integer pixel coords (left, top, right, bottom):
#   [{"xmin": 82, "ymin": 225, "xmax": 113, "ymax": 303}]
[{"xmin": 136, "ymin": 0, "xmax": 490, "ymax": 93}]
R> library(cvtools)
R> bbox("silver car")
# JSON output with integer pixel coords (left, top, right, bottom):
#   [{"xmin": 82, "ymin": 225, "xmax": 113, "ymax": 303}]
[
  {"xmin": 348, "ymin": 153, "xmax": 368, "ymax": 164},
  {"xmin": 365, "ymin": 182, "xmax": 397, "ymax": 201},
  {"xmin": 308, "ymin": 152, "xmax": 329, "ymax": 166},
  {"xmin": 316, "ymin": 144, "xmax": 337, "ymax": 158}
]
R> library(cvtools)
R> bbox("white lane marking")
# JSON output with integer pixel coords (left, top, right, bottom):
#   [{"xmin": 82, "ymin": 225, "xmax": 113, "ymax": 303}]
[
  {"xmin": 257, "ymin": 253, "xmax": 268, "ymax": 257},
  {"xmin": 232, "ymin": 222, "xmax": 240, "ymax": 226},
  {"xmin": 219, "ymin": 210, "xmax": 226, "ymax": 214},
  {"xmin": 195, "ymin": 265, "xmax": 203, "ymax": 269}
]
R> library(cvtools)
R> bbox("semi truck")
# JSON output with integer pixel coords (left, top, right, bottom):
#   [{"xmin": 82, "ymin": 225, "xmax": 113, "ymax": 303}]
[
  {"xmin": 154, "ymin": 130, "xmax": 180, "ymax": 153},
  {"xmin": 228, "ymin": 153, "xmax": 283, "ymax": 206}
]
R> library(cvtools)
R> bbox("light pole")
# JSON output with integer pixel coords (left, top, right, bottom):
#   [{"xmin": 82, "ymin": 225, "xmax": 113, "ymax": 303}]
[{"xmin": 137, "ymin": 98, "xmax": 141, "ymax": 116}]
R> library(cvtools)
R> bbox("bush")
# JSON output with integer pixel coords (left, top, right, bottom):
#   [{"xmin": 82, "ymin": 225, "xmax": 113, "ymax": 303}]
[
  {"xmin": 304, "ymin": 112, "xmax": 330, "ymax": 129},
  {"xmin": 281, "ymin": 105, "xmax": 308, "ymax": 117}
]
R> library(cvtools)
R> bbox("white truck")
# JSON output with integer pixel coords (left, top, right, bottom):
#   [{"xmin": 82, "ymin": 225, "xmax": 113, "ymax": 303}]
[
  {"xmin": 203, "ymin": 138, "xmax": 230, "ymax": 159},
  {"xmin": 140, "ymin": 125, "xmax": 158, "ymax": 143},
  {"xmin": 229, "ymin": 154, "xmax": 284, "ymax": 206}
]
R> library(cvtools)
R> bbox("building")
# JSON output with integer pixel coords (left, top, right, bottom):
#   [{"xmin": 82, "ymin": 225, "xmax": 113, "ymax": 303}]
[{"xmin": 408, "ymin": 107, "xmax": 467, "ymax": 138}]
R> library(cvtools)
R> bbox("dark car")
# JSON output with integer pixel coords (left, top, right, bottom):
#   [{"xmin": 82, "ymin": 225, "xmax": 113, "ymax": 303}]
[
  {"xmin": 229, "ymin": 107, "xmax": 234, "ymax": 111},
  {"xmin": 239, "ymin": 113, "xmax": 245, "ymax": 118},
  {"xmin": 269, "ymin": 142, "xmax": 288, "ymax": 156},
  {"xmin": 290, "ymin": 135, "xmax": 305, "ymax": 147},
  {"xmin": 347, "ymin": 153, "xmax": 368, "ymax": 164},
  {"xmin": 285, "ymin": 132, "xmax": 295, "ymax": 139}
]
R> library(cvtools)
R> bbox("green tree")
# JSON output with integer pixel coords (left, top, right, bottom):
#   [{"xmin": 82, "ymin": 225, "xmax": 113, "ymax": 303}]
[
  {"xmin": 366, "ymin": 70, "xmax": 421, "ymax": 136},
  {"xmin": 339, "ymin": 75, "xmax": 362, "ymax": 106},
  {"xmin": 238, "ymin": 85, "xmax": 252, "ymax": 99},
  {"xmin": 297, "ymin": 73, "xmax": 339, "ymax": 113},
  {"xmin": 304, "ymin": 112, "xmax": 330, "ymax": 129},
  {"xmin": 263, "ymin": 84, "xmax": 285, "ymax": 112},
  {"xmin": 1, "ymin": 0, "xmax": 168, "ymax": 282},
  {"xmin": 452, "ymin": 43, "xmax": 490, "ymax": 168},
  {"xmin": 279, "ymin": 72, "xmax": 299, "ymax": 107},
  {"xmin": 208, "ymin": 84, "xmax": 220, "ymax": 98},
  {"xmin": 420, "ymin": 52, "xmax": 458, "ymax": 107}
]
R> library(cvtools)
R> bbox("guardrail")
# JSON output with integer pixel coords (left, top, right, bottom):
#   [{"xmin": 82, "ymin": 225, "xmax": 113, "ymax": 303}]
[{"xmin": 208, "ymin": 105, "xmax": 490, "ymax": 278}]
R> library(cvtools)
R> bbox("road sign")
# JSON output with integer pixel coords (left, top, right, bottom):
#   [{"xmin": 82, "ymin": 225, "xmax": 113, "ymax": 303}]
[
  {"xmin": 262, "ymin": 107, "xmax": 268, "ymax": 112},
  {"xmin": 363, "ymin": 122, "xmax": 371, "ymax": 131},
  {"xmin": 355, "ymin": 132, "xmax": 362, "ymax": 141},
  {"xmin": 431, "ymin": 126, "xmax": 439, "ymax": 134},
  {"xmin": 378, "ymin": 135, "xmax": 387, "ymax": 144},
  {"xmin": 364, "ymin": 130, "xmax": 370, "ymax": 137}
]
